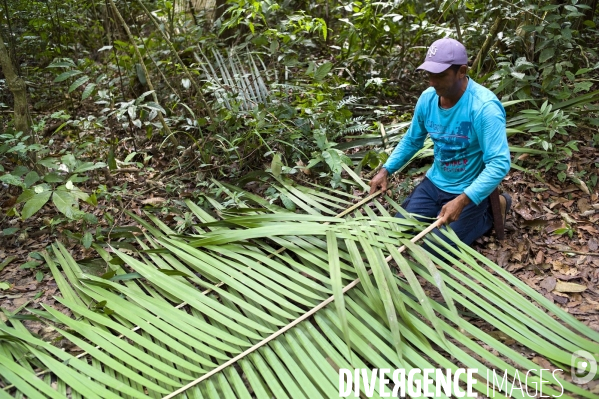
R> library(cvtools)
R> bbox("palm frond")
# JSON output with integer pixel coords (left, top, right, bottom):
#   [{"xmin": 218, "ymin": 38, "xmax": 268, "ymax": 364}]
[
  {"xmin": 194, "ymin": 47, "xmax": 271, "ymax": 111},
  {"xmin": 1, "ymin": 175, "xmax": 597, "ymax": 398}
]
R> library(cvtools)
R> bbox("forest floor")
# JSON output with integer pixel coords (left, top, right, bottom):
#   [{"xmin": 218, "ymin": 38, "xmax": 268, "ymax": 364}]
[
  {"xmin": 2, "ymin": 151, "xmax": 598, "ymax": 319},
  {"xmin": 1, "ymin": 131, "xmax": 598, "ymax": 393}
]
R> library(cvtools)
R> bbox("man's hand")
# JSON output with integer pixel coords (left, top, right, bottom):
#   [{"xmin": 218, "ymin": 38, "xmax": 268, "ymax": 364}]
[
  {"xmin": 437, "ymin": 193, "xmax": 471, "ymax": 225},
  {"xmin": 369, "ymin": 168, "xmax": 389, "ymax": 195}
]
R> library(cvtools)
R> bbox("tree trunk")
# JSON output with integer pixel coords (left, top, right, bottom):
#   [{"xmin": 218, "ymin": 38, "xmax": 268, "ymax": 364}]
[
  {"xmin": 213, "ymin": 0, "xmax": 227, "ymax": 22},
  {"xmin": 472, "ymin": 14, "xmax": 503, "ymax": 75},
  {"xmin": 0, "ymin": 33, "xmax": 30, "ymax": 134}
]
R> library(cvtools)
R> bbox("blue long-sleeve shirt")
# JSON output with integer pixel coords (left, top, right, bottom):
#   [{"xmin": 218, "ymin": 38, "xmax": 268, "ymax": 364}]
[{"xmin": 383, "ymin": 78, "xmax": 511, "ymax": 205}]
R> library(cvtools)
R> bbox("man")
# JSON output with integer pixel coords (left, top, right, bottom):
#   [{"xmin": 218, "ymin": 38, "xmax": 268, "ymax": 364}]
[{"xmin": 369, "ymin": 38, "xmax": 511, "ymax": 250}]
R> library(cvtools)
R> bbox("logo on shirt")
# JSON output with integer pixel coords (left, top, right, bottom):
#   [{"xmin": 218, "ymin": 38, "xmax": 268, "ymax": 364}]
[{"xmin": 431, "ymin": 121, "xmax": 472, "ymax": 172}]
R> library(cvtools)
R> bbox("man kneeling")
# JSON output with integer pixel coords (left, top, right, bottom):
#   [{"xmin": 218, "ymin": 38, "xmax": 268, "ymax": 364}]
[{"xmin": 369, "ymin": 38, "xmax": 511, "ymax": 250}]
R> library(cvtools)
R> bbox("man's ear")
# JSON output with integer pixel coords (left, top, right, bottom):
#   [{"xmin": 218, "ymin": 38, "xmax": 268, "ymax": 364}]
[{"xmin": 459, "ymin": 65, "xmax": 468, "ymax": 77}]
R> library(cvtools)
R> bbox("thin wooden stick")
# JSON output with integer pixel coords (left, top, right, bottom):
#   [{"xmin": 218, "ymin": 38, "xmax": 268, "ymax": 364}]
[
  {"xmin": 163, "ymin": 218, "xmax": 443, "ymax": 398},
  {"xmin": 555, "ymin": 249, "xmax": 599, "ymax": 257}
]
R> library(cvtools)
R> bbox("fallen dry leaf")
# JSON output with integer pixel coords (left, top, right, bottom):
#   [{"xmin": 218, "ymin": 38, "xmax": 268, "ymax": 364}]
[
  {"xmin": 497, "ymin": 251, "xmax": 510, "ymax": 267},
  {"xmin": 566, "ymin": 300, "xmax": 581, "ymax": 308},
  {"xmin": 552, "ymin": 293, "xmax": 569, "ymax": 304},
  {"xmin": 547, "ymin": 183, "xmax": 563, "ymax": 194},
  {"xmin": 589, "ymin": 238, "xmax": 599, "ymax": 252},
  {"xmin": 578, "ymin": 198, "xmax": 592, "ymax": 213},
  {"xmin": 567, "ymin": 172, "xmax": 590, "ymax": 195},
  {"xmin": 540, "ymin": 276, "xmax": 556, "ymax": 291},
  {"xmin": 511, "ymin": 252, "xmax": 522, "ymax": 262},
  {"xmin": 507, "ymin": 263, "xmax": 525, "ymax": 272},
  {"xmin": 578, "ymin": 304, "xmax": 599, "ymax": 313},
  {"xmin": 514, "ymin": 202, "xmax": 536, "ymax": 220},
  {"xmin": 534, "ymin": 250, "xmax": 544, "ymax": 265},
  {"xmin": 141, "ymin": 197, "xmax": 167, "ymax": 205},
  {"xmin": 579, "ymin": 225, "xmax": 599, "ymax": 235},
  {"xmin": 530, "ymin": 201, "xmax": 544, "ymax": 214},
  {"xmin": 560, "ymin": 212, "xmax": 577, "ymax": 224},
  {"xmin": 296, "ymin": 160, "xmax": 310, "ymax": 175},
  {"xmin": 554, "ymin": 281, "xmax": 587, "ymax": 293},
  {"xmin": 545, "ymin": 220, "xmax": 566, "ymax": 233},
  {"xmin": 553, "ymin": 273, "xmax": 581, "ymax": 281},
  {"xmin": 522, "ymin": 219, "xmax": 549, "ymax": 228},
  {"xmin": 532, "ymin": 356, "xmax": 553, "ymax": 369}
]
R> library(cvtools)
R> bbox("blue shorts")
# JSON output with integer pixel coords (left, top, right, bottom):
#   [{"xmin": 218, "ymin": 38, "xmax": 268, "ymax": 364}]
[{"xmin": 398, "ymin": 177, "xmax": 493, "ymax": 252}]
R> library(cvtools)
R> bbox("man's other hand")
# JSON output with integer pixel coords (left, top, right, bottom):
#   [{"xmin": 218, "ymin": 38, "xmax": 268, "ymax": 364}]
[
  {"xmin": 437, "ymin": 193, "xmax": 471, "ymax": 225},
  {"xmin": 369, "ymin": 168, "xmax": 389, "ymax": 195}
]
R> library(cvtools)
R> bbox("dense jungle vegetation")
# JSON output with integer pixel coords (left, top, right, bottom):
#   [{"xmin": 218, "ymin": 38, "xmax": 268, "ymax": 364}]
[{"xmin": 1, "ymin": 0, "xmax": 599, "ymax": 397}]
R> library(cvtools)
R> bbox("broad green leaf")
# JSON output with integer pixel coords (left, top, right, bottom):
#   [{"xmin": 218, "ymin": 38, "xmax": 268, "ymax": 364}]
[
  {"xmin": 23, "ymin": 171, "xmax": 39, "ymax": 188},
  {"xmin": 2, "ymin": 228, "xmax": 18, "ymax": 237},
  {"xmin": 37, "ymin": 157, "xmax": 61, "ymax": 169},
  {"xmin": 0, "ymin": 173, "xmax": 25, "ymax": 188},
  {"xmin": 54, "ymin": 70, "xmax": 83, "ymax": 82},
  {"xmin": 539, "ymin": 47, "xmax": 555, "ymax": 64},
  {"xmin": 82, "ymin": 232, "xmax": 93, "ymax": 248},
  {"xmin": 271, "ymin": 153, "xmax": 282, "ymax": 178},
  {"xmin": 107, "ymin": 147, "xmax": 117, "ymax": 170},
  {"xmin": 314, "ymin": 61, "xmax": 333, "ymax": 82},
  {"xmin": 16, "ymin": 188, "xmax": 35, "ymax": 204},
  {"xmin": 47, "ymin": 60, "xmax": 76, "ymax": 68},
  {"xmin": 68, "ymin": 75, "xmax": 89, "ymax": 93},
  {"xmin": 52, "ymin": 189, "xmax": 78, "ymax": 218},
  {"xmin": 22, "ymin": 190, "xmax": 52, "ymax": 219},
  {"xmin": 574, "ymin": 81, "xmax": 593, "ymax": 93},
  {"xmin": 74, "ymin": 161, "xmax": 106, "ymax": 174},
  {"xmin": 279, "ymin": 193, "xmax": 296, "ymax": 211},
  {"xmin": 145, "ymin": 101, "xmax": 166, "ymax": 114},
  {"xmin": 81, "ymin": 83, "xmax": 96, "ymax": 100},
  {"xmin": 11, "ymin": 165, "xmax": 29, "ymax": 176},
  {"xmin": 43, "ymin": 172, "xmax": 64, "ymax": 184},
  {"xmin": 135, "ymin": 63, "xmax": 147, "ymax": 85}
]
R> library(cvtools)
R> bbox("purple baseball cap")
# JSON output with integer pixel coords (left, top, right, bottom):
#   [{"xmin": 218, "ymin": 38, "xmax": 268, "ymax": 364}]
[{"xmin": 417, "ymin": 38, "xmax": 468, "ymax": 73}]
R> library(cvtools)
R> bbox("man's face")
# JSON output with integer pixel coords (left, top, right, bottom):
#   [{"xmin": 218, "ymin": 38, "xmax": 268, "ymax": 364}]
[{"xmin": 427, "ymin": 66, "xmax": 465, "ymax": 98}]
